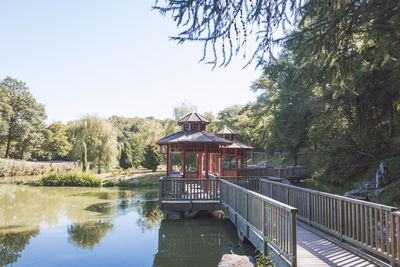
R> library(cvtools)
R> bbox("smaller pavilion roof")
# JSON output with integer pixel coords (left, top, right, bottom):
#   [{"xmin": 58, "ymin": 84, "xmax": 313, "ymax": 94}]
[
  {"xmin": 225, "ymin": 140, "xmax": 254, "ymax": 150},
  {"xmin": 216, "ymin": 126, "xmax": 237, "ymax": 135},
  {"xmin": 157, "ymin": 130, "xmax": 232, "ymax": 145},
  {"xmin": 178, "ymin": 113, "xmax": 210, "ymax": 125}
]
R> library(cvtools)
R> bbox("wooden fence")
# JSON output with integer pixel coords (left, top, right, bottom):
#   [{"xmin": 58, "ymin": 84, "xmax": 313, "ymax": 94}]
[
  {"xmin": 159, "ymin": 177, "xmax": 220, "ymax": 201},
  {"xmin": 221, "ymin": 176, "xmax": 260, "ymax": 192},
  {"xmin": 240, "ymin": 166, "xmax": 308, "ymax": 179},
  {"xmin": 220, "ymin": 179, "xmax": 298, "ymax": 267},
  {"xmin": 259, "ymin": 179, "xmax": 400, "ymax": 266}
]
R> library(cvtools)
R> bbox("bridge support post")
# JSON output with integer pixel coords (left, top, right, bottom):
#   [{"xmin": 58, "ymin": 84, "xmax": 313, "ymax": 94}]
[
  {"xmin": 308, "ymin": 191, "xmax": 312, "ymax": 225},
  {"xmin": 262, "ymin": 201, "xmax": 268, "ymax": 255},
  {"xmin": 291, "ymin": 210, "xmax": 297, "ymax": 267},
  {"xmin": 390, "ymin": 213, "xmax": 396, "ymax": 267},
  {"xmin": 339, "ymin": 199, "xmax": 345, "ymax": 241}
]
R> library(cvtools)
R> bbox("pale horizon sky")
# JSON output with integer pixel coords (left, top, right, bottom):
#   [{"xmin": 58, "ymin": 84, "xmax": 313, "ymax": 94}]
[{"xmin": 0, "ymin": 0, "xmax": 262, "ymax": 124}]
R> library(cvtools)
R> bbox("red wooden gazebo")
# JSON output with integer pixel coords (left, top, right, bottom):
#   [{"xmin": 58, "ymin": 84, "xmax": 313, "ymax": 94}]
[{"xmin": 157, "ymin": 113, "xmax": 253, "ymax": 178}]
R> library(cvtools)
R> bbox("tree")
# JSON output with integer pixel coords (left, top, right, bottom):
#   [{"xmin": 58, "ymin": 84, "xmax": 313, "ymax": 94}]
[
  {"xmin": 142, "ymin": 144, "xmax": 161, "ymax": 172},
  {"xmin": 0, "ymin": 77, "xmax": 47, "ymax": 158},
  {"xmin": 109, "ymin": 116, "xmax": 167, "ymax": 168},
  {"xmin": 155, "ymin": 1, "xmax": 400, "ymax": 70},
  {"xmin": 42, "ymin": 122, "xmax": 72, "ymax": 160},
  {"xmin": 173, "ymin": 101, "xmax": 197, "ymax": 120},
  {"xmin": 252, "ymin": 54, "xmax": 310, "ymax": 165},
  {"xmin": 244, "ymin": 0, "xmax": 400, "ymax": 181},
  {"xmin": 119, "ymin": 140, "xmax": 133, "ymax": 169},
  {"xmin": 69, "ymin": 116, "xmax": 118, "ymax": 173}
]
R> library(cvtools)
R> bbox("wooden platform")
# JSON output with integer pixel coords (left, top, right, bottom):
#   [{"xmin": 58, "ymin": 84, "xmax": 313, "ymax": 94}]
[{"xmin": 297, "ymin": 224, "xmax": 375, "ymax": 267}]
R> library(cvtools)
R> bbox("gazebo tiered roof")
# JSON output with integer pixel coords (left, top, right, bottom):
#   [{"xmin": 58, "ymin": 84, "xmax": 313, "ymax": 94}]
[
  {"xmin": 178, "ymin": 112, "xmax": 210, "ymax": 125},
  {"xmin": 216, "ymin": 126, "xmax": 237, "ymax": 135},
  {"xmin": 216, "ymin": 126, "xmax": 253, "ymax": 149},
  {"xmin": 157, "ymin": 130, "xmax": 232, "ymax": 145}
]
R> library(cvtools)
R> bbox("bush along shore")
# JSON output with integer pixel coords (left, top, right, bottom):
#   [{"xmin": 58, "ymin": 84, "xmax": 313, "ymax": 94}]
[
  {"xmin": 23, "ymin": 170, "xmax": 159, "ymax": 188},
  {"xmin": 28, "ymin": 171, "xmax": 102, "ymax": 187}
]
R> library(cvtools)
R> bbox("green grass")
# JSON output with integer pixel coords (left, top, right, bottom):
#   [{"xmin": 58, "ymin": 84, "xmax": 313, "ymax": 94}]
[{"xmin": 32, "ymin": 171, "xmax": 101, "ymax": 187}]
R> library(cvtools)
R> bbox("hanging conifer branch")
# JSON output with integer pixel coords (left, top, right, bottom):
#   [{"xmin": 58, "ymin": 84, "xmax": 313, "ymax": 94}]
[{"xmin": 153, "ymin": 0, "xmax": 302, "ymax": 68}]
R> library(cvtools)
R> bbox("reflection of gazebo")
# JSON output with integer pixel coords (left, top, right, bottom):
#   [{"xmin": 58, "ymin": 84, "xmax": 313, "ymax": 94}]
[{"xmin": 157, "ymin": 113, "xmax": 253, "ymax": 178}]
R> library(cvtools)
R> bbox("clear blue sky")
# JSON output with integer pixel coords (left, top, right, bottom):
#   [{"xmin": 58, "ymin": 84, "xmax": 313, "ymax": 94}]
[{"xmin": 0, "ymin": 0, "xmax": 261, "ymax": 123}]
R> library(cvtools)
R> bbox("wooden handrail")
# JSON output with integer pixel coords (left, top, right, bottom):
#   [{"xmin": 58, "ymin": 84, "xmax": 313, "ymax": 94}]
[
  {"xmin": 221, "ymin": 179, "xmax": 297, "ymax": 266},
  {"xmin": 259, "ymin": 179, "xmax": 400, "ymax": 265}
]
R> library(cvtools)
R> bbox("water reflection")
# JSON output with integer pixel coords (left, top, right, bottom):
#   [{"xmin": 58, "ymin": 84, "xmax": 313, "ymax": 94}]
[
  {"xmin": 0, "ymin": 185, "xmax": 160, "ymax": 266},
  {"xmin": 0, "ymin": 185, "xmax": 254, "ymax": 267},
  {"xmin": 67, "ymin": 221, "xmax": 113, "ymax": 249},
  {"xmin": 136, "ymin": 192, "xmax": 163, "ymax": 231},
  {"xmin": 0, "ymin": 230, "xmax": 39, "ymax": 266},
  {"xmin": 153, "ymin": 217, "xmax": 254, "ymax": 267}
]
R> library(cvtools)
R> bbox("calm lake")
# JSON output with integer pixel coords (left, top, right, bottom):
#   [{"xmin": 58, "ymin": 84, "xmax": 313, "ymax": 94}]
[{"xmin": 0, "ymin": 184, "xmax": 254, "ymax": 267}]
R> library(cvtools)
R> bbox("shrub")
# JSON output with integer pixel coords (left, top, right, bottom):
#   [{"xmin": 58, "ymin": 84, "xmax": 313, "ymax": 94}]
[{"xmin": 38, "ymin": 171, "xmax": 101, "ymax": 187}]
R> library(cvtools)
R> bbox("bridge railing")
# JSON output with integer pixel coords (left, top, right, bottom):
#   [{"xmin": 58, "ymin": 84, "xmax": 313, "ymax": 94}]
[
  {"xmin": 159, "ymin": 177, "xmax": 220, "ymax": 201},
  {"xmin": 240, "ymin": 166, "xmax": 308, "ymax": 178},
  {"xmin": 221, "ymin": 179, "xmax": 297, "ymax": 267},
  {"xmin": 220, "ymin": 176, "xmax": 260, "ymax": 192},
  {"xmin": 259, "ymin": 179, "xmax": 400, "ymax": 266},
  {"xmin": 220, "ymin": 176, "xmax": 283, "ymax": 192}
]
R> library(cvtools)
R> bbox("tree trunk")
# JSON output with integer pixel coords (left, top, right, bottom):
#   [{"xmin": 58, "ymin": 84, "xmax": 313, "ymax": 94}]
[
  {"xmin": 355, "ymin": 98, "xmax": 362, "ymax": 136},
  {"xmin": 5, "ymin": 131, "xmax": 11, "ymax": 158},
  {"xmin": 388, "ymin": 103, "xmax": 394, "ymax": 137},
  {"xmin": 82, "ymin": 142, "xmax": 87, "ymax": 172},
  {"xmin": 20, "ymin": 144, "xmax": 25, "ymax": 160},
  {"xmin": 97, "ymin": 162, "xmax": 101, "ymax": 174},
  {"xmin": 293, "ymin": 152, "xmax": 298, "ymax": 166}
]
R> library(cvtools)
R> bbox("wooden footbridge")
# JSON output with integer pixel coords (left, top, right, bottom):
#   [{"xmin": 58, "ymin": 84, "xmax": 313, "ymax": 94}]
[{"xmin": 159, "ymin": 176, "xmax": 400, "ymax": 266}]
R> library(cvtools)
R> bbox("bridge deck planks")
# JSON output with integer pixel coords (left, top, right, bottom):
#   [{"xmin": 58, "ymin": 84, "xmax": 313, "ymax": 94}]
[{"xmin": 297, "ymin": 224, "xmax": 375, "ymax": 267}]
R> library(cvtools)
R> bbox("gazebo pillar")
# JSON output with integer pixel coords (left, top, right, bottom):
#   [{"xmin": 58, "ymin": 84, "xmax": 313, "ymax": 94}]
[
  {"xmin": 235, "ymin": 148, "xmax": 239, "ymax": 176},
  {"xmin": 196, "ymin": 153, "xmax": 199, "ymax": 178},
  {"xmin": 199, "ymin": 152, "xmax": 203, "ymax": 178},
  {"xmin": 205, "ymin": 144, "xmax": 209, "ymax": 178},
  {"xmin": 166, "ymin": 144, "xmax": 170, "ymax": 176},
  {"xmin": 220, "ymin": 149, "xmax": 224, "ymax": 177},
  {"xmin": 182, "ymin": 143, "xmax": 186, "ymax": 177},
  {"xmin": 210, "ymin": 154, "xmax": 213, "ymax": 174},
  {"xmin": 182, "ymin": 144, "xmax": 186, "ymax": 177}
]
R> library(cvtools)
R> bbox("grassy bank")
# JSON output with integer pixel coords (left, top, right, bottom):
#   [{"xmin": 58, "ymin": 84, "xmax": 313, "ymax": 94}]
[
  {"xmin": 3, "ymin": 167, "xmax": 164, "ymax": 188},
  {"xmin": 0, "ymin": 158, "xmax": 78, "ymax": 177},
  {"xmin": 29, "ymin": 171, "xmax": 102, "ymax": 187}
]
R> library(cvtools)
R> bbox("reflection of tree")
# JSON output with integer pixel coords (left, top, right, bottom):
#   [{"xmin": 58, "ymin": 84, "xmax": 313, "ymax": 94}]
[
  {"xmin": 67, "ymin": 221, "xmax": 113, "ymax": 249},
  {"xmin": 136, "ymin": 196, "xmax": 163, "ymax": 231},
  {"xmin": 0, "ymin": 230, "xmax": 39, "ymax": 266}
]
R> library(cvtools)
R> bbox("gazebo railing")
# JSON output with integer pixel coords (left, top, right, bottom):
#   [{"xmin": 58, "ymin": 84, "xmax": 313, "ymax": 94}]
[{"xmin": 159, "ymin": 177, "xmax": 220, "ymax": 201}]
